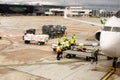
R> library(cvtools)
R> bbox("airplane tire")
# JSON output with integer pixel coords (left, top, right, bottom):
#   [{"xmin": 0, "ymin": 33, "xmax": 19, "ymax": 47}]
[
  {"xmin": 112, "ymin": 57, "xmax": 118, "ymax": 68},
  {"xmin": 24, "ymin": 40, "xmax": 30, "ymax": 44},
  {"xmin": 66, "ymin": 54, "xmax": 71, "ymax": 59},
  {"xmin": 116, "ymin": 62, "xmax": 120, "ymax": 68}
]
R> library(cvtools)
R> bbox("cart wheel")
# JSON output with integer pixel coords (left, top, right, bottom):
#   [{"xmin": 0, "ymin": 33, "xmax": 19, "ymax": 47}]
[
  {"xmin": 38, "ymin": 42, "xmax": 42, "ymax": 45},
  {"xmin": 66, "ymin": 54, "xmax": 71, "ymax": 59},
  {"xmin": 53, "ymin": 48, "xmax": 56, "ymax": 52},
  {"xmin": 86, "ymin": 56, "xmax": 89, "ymax": 61},
  {"xmin": 24, "ymin": 40, "xmax": 30, "ymax": 44},
  {"xmin": 72, "ymin": 54, "xmax": 76, "ymax": 58},
  {"xmin": 41, "ymin": 42, "xmax": 44, "ymax": 45}
]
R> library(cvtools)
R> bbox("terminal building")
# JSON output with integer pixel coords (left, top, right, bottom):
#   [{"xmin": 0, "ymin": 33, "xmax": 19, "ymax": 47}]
[
  {"xmin": 65, "ymin": 7, "xmax": 92, "ymax": 17},
  {"xmin": 0, "ymin": 4, "xmax": 115, "ymax": 17}
]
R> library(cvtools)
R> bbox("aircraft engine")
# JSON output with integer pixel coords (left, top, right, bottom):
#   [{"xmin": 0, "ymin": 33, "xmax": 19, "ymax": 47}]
[{"xmin": 94, "ymin": 30, "xmax": 101, "ymax": 41}]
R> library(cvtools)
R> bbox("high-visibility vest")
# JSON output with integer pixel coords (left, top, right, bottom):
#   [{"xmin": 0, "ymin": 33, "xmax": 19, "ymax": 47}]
[
  {"xmin": 56, "ymin": 46, "xmax": 61, "ymax": 52},
  {"xmin": 101, "ymin": 18, "xmax": 107, "ymax": 24},
  {"xmin": 63, "ymin": 36, "xmax": 67, "ymax": 41},
  {"xmin": 65, "ymin": 41, "xmax": 69, "ymax": 47},
  {"xmin": 60, "ymin": 45, "xmax": 63, "ymax": 50},
  {"xmin": 70, "ymin": 38, "xmax": 75, "ymax": 44},
  {"xmin": 58, "ymin": 38, "xmax": 62, "ymax": 44},
  {"xmin": 73, "ymin": 35, "xmax": 76, "ymax": 41}
]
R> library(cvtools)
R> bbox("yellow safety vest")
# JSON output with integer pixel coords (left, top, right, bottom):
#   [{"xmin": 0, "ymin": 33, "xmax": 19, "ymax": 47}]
[
  {"xmin": 58, "ymin": 38, "xmax": 62, "ymax": 44},
  {"xmin": 73, "ymin": 35, "xmax": 76, "ymax": 41},
  {"xmin": 65, "ymin": 41, "xmax": 69, "ymax": 47},
  {"xmin": 63, "ymin": 36, "xmax": 67, "ymax": 41},
  {"xmin": 70, "ymin": 38, "xmax": 75, "ymax": 44},
  {"xmin": 56, "ymin": 46, "xmax": 61, "ymax": 52},
  {"xmin": 101, "ymin": 18, "xmax": 107, "ymax": 24},
  {"xmin": 60, "ymin": 45, "xmax": 63, "ymax": 50}
]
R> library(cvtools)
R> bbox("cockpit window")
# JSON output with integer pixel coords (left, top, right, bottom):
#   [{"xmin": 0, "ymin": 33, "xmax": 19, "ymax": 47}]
[
  {"xmin": 103, "ymin": 26, "xmax": 111, "ymax": 31},
  {"xmin": 112, "ymin": 27, "xmax": 120, "ymax": 32},
  {"xmin": 103, "ymin": 26, "xmax": 120, "ymax": 32}
]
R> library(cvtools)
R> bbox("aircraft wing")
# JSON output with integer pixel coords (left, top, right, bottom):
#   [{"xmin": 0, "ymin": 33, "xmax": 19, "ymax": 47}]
[
  {"xmin": 66, "ymin": 17, "xmax": 104, "ymax": 27},
  {"xmin": 64, "ymin": 9, "xmax": 104, "ymax": 28}
]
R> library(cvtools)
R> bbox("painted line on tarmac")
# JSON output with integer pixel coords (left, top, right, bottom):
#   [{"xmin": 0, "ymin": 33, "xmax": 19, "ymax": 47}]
[
  {"xmin": 100, "ymin": 68, "xmax": 115, "ymax": 80},
  {"xmin": 0, "ymin": 37, "xmax": 13, "ymax": 51},
  {"xmin": 0, "ymin": 60, "xmax": 86, "ymax": 67}
]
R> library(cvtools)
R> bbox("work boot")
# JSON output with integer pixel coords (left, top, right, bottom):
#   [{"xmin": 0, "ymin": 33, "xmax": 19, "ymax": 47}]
[{"xmin": 57, "ymin": 57, "xmax": 60, "ymax": 60}]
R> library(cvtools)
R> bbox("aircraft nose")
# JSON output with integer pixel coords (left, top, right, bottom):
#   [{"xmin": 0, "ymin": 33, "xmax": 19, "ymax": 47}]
[
  {"xmin": 100, "ymin": 32, "xmax": 119, "ymax": 57},
  {"xmin": 100, "ymin": 41, "xmax": 114, "ymax": 57}
]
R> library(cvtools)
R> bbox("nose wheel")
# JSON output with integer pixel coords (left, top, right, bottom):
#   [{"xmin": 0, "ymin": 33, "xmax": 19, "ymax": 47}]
[{"xmin": 112, "ymin": 57, "xmax": 118, "ymax": 69}]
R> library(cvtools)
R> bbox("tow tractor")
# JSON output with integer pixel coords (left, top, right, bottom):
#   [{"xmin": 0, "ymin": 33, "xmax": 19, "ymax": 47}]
[
  {"xmin": 23, "ymin": 33, "xmax": 49, "ymax": 45},
  {"xmin": 23, "ymin": 29, "xmax": 49, "ymax": 45}
]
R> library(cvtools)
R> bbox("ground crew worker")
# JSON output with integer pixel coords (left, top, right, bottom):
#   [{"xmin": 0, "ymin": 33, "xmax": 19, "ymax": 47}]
[
  {"xmin": 64, "ymin": 39, "xmax": 70, "ymax": 50},
  {"xmin": 58, "ymin": 37, "xmax": 62, "ymax": 45},
  {"xmin": 94, "ymin": 49, "xmax": 99, "ymax": 64},
  {"xmin": 70, "ymin": 36, "xmax": 75, "ymax": 49},
  {"xmin": 63, "ymin": 35, "xmax": 67, "ymax": 41},
  {"xmin": 91, "ymin": 49, "xmax": 99, "ymax": 64},
  {"xmin": 101, "ymin": 18, "xmax": 107, "ymax": 24},
  {"xmin": 73, "ymin": 34, "xmax": 76, "ymax": 43},
  {"xmin": 56, "ymin": 44, "xmax": 63, "ymax": 60}
]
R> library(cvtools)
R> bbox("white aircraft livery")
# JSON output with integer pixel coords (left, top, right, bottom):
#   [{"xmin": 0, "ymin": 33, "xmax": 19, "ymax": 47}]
[{"xmin": 101, "ymin": 16, "xmax": 120, "ymax": 57}]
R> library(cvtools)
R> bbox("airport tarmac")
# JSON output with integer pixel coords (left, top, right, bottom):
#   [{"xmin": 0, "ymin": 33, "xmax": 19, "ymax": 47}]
[
  {"xmin": 11, "ymin": 55, "xmax": 120, "ymax": 80},
  {"xmin": 0, "ymin": 16, "xmax": 120, "ymax": 80}
]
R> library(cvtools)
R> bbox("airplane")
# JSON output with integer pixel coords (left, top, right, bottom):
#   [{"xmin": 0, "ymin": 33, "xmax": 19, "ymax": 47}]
[{"xmin": 64, "ymin": 8, "xmax": 120, "ymax": 68}]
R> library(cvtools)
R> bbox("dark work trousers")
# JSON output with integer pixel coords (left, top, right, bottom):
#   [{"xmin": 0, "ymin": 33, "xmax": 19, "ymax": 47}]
[
  {"xmin": 70, "ymin": 44, "xmax": 74, "ymax": 50},
  {"xmin": 57, "ymin": 52, "xmax": 62, "ymax": 60},
  {"xmin": 94, "ymin": 50, "xmax": 99, "ymax": 64}
]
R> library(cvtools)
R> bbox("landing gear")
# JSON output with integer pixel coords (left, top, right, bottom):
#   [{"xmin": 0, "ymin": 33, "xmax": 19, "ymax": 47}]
[{"xmin": 112, "ymin": 57, "xmax": 118, "ymax": 69}]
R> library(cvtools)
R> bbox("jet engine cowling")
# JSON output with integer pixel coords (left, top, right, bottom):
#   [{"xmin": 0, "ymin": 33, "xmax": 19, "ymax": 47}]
[{"xmin": 94, "ymin": 30, "xmax": 101, "ymax": 41}]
